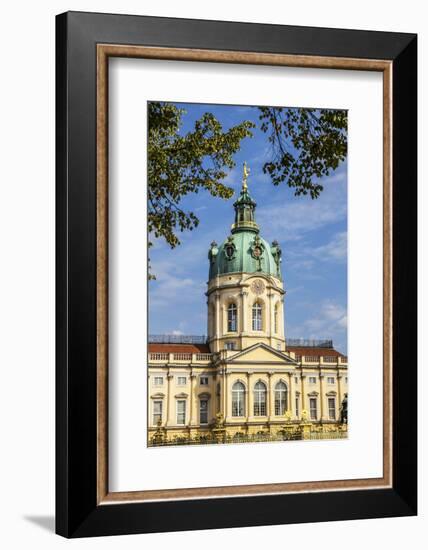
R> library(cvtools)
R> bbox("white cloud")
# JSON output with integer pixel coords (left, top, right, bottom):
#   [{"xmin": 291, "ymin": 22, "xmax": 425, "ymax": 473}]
[
  {"xmin": 311, "ymin": 231, "xmax": 347, "ymax": 263},
  {"xmin": 149, "ymin": 271, "xmax": 198, "ymax": 308},
  {"xmin": 287, "ymin": 299, "xmax": 347, "ymax": 352},
  {"xmin": 222, "ymin": 166, "xmax": 240, "ymax": 189},
  {"xmin": 257, "ymin": 170, "xmax": 347, "ymax": 242}
]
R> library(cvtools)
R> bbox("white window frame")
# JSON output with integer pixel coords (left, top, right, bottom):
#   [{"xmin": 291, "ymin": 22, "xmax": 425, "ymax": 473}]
[
  {"xmin": 252, "ymin": 302, "xmax": 262, "ymax": 331},
  {"xmin": 253, "ymin": 381, "xmax": 267, "ymax": 416},
  {"xmin": 177, "ymin": 376, "xmax": 187, "ymax": 385},
  {"xmin": 153, "ymin": 399, "xmax": 163, "ymax": 425},
  {"xmin": 153, "ymin": 376, "xmax": 164, "ymax": 386},
  {"xmin": 328, "ymin": 397, "xmax": 336, "ymax": 420},
  {"xmin": 309, "ymin": 376, "xmax": 317, "ymax": 384},
  {"xmin": 199, "ymin": 398, "xmax": 209, "ymax": 425},
  {"xmin": 309, "ymin": 397, "xmax": 317, "ymax": 420},
  {"xmin": 200, "ymin": 375, "xmax": 209, "ymax": 386},
  {"xmin": 274, "ymin": 381, "xmax": 287, "ymax": 416},
  {"xmin": 176, "ymin": 399, "xmax": 186, "ymax": 425},
  {"xmin": 232, "ymin": 381, "xmax": 245, "ymax": 417},
  {"xmin": 227, "ymin": 303, "xmax": 237, "ymax": 332},
  {"xmin": 274, "ymin": 303, "xmax": 279, "ymax": 333},
  {"xmin": 327, "ymin": 376, "xmax": 335, "ymax": 384}
]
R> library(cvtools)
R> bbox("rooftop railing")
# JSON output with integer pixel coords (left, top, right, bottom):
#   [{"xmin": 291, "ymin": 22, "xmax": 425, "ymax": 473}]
[
  {"xmin": 148, "ymin": 335, "xmax": 337, "ymax": 348},
  {"xmin": 149, "ymin": 352, "xmax": 213, "ymax": 363},
  {"xmin": 287, "ymin": 338, "xmax": 333, "ymax": 348},
  {"xmin": 149, "ymin": 334, "xmax": 207, "ymax": 344}
]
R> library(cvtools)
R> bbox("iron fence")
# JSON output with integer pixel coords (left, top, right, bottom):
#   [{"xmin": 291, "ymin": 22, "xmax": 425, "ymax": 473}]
[{"xmin": 149, "ymin": 428, "xmax": 347, "ymax": 447}]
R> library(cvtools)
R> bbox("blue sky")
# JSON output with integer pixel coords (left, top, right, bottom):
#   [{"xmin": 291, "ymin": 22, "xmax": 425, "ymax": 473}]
[{"xmin": 149, "ymin": 103, "xmax": 348, "ymax": 354}]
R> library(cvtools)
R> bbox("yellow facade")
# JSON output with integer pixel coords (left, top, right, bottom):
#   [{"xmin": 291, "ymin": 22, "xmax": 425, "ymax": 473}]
[
  {"xmin": 148, "ymin": 171, "xmax": 348, "ymax": 445},
  {"xmin": 207, "ymin": 272, "xmax": 285, "ymax": 353},
  {"xmin": 148, "ymin": 351, "xmax": 348, "ymax": 442}
]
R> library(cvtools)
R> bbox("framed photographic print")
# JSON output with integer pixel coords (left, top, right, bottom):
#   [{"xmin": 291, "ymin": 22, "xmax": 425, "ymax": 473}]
[{"xmin": 56, "ymin": 11, "xmax": 417, "ymax": 537}]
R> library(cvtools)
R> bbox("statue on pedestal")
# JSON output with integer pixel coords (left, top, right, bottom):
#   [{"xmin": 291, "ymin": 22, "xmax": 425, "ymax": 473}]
[{"xmin": 340, "ymin": 393, "xmax": 348, "ymax": 424}]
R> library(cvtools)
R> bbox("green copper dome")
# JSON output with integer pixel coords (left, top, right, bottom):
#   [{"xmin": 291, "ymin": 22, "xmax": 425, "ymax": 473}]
[{"xmin": 208, "ymin": 164, "xmax": 282, "ymax": 280}]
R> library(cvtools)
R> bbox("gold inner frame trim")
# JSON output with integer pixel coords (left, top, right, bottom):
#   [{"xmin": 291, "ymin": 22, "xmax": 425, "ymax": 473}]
[{"xmin": 96, "ymin": 44, "xmax": 393, "ymax": 504}]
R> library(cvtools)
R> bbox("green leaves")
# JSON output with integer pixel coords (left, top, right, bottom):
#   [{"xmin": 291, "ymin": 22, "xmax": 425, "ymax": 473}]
[
  {"xmin": 148, "ymin": 102, "xmax": 254, "ymax": 251},
  {"xmin": 258, "ymin": 107, "xmax": 347, "ymax": 199},
  {"xmin": 148, "ymin": 102, "xmax": 348, "ymax": 279}
]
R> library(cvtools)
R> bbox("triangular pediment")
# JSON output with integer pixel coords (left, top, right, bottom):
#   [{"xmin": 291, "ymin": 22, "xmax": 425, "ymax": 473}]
[{"xmin": 226, "ymin": 342, "xmax": 297, "ymax": 365}]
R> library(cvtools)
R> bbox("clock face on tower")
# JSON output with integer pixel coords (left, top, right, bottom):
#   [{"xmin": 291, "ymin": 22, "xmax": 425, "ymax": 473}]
[{"xmin": 250, "ymin": 279, "xmax": 265, "ymax": 296}]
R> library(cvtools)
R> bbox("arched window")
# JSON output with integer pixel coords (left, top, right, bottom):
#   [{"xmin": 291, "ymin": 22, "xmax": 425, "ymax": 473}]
[
  {"xmin": 274, "ymin": 303, "xmax": 279, "ymax": 333},
  {"xmin": 252, "ymin": 302, "xmax": 262, "ymax": 331},
  {"xmin": 274, "ymin": 381, "xmax": 288, "ymax": 416},
  {"xmin": 232, "ymin": 381, "xmax": 245, "ymax": 417},
  {"xmin": 227, "ymin": 303, "xmax": 237, "ymax": 332},
  {"xmin": 253, "ymin": 381, "xmax": 267, "ymax": 416}
]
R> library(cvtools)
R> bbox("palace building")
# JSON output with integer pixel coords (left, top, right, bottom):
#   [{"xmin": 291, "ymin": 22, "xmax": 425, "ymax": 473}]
[{"xmin": 148, "ymin": 165, "xmax": 348, "ymax": 445}]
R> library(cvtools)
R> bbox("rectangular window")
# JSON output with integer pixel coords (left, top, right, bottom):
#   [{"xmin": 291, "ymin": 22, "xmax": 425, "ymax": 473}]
[
  {"xmin": 327, "ymin": 377, "xmax": 335, "ymax": 384},
  {"xmin": 232, "ymin": 387, "xmax": 245, "ymax": 417},
  {"xmin": 254, "ymin": 385, "xmax": 266, "ymax": 416},
  {"xmin": 199, "ymin": 399, "xmax": 208, "ymax": 424},
  {"xmin": 153, "ymin": 400, "xmax": 163, "ymax": 425},
  {"xmin": 309, "ymin": 376, "xmax": 317, "ymax": 384},
  {"xmin": 345, "ymin": 377, "xmax": 348, "ymax": 383},
  {"xmin": 254, "ymin": 399, "xmax": 266, "ymax": 416},
  {"xmin": 252, "ymin": 304, "xmax": 262, "ymax": 331},
  {"xmin": 153, "ymin": 376, "xmax": 163, "ymax": 386},
  {"xmin": 295, "ymin": 376, "xmax": 299, "ymax": 384},
  {"xmin": 177, "ymin": 376, "xmax": 187, "ymax": 385},
  {"xmin": 328, "ymin": 397, "xmax": 336, "ymax": 420},
  {"xmin": 295, "ymin": 396, "xmax": 299, "ymax": 418},
  {"xmin": 309, "ymin": 397, "xmax": 317, "ymax": 420},
  {"xmin": 225, "ymin": 342, "xmax": 236, "ymax": 350},
  {"xmin": 274, "ymin": 393, "xmax": 286, "ymax": 416},
  {"xmin": 176, "ymin": 400, "xmax": 186, "ymax": 425},
  {"xmin": 200, "ymin": 376, "xmax": 209, "ymax": 385},
  {"xmin": 227, "ymin": 304, "xmax": 237, "ymax": 332}
]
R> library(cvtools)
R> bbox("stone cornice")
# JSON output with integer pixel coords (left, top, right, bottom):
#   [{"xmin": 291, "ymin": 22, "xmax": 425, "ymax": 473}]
[
  {"xmin": 206, "ymin": 280, "xmax": 285, "ymax": 297},
  {"xmin": 224, "ymin": 367, "xmax": 296, "ymax": 374}
]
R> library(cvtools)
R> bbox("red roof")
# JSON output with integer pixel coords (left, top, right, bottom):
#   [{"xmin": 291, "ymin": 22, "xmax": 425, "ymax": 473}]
[
  {"xmin": 287, "ymin": 346, "xmax": 346, "ymax": 358},
  {"xmin": 148, "ymin": 343, "xmax": 210, "ymax": 354}
]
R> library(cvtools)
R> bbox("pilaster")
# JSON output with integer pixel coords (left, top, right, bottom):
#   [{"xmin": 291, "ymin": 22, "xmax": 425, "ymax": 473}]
[
  {"xmin": 189, "ymin": 372, "xmax": 197, "ymax": 426},
  {"xmin": 248, "ymin": 372, "xmax": 254, "ymax": 420},
  {"xmin": 268, "ymin": 292, "xmax": 274, "ymax": 345},
  {"xmin": 267, "ymin": 371, "xmax": 274, "ymax": 420},
  {"xmin": 337, "ymin": 374, "xmax": 343, "ymax": 408},
  {"xmin": 319, "ymin": 374, "xmax": 325, "ymax": 421},
  {"xmin": 241, "ymin": 290, "xmax": 248, "ymax": 333},
  {"xmin": 166, "ymin": 372, "xmax": 175, "ymax": 426},
  {"xmin": 301, "ymin": 375, "xmax": 306, "ymax": 414},
  {"xmin": 288, "ymin": 372, "xmax": 293, "ymax": 416},
  {"xmin": 215, "ymin": 292, "xmax": 220, "ymax": 340}
]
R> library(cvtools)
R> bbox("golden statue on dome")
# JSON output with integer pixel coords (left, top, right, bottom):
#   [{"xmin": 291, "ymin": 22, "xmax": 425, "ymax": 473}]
[{"xmin": 242, "ymin": 161, "xmax": 250, "ymax": 190}]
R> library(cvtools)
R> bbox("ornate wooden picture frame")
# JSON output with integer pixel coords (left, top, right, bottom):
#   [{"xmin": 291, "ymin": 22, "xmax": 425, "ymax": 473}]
[{"xmin": 56, "ymin": 11, "xmax": 417, "ymax": 537}]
